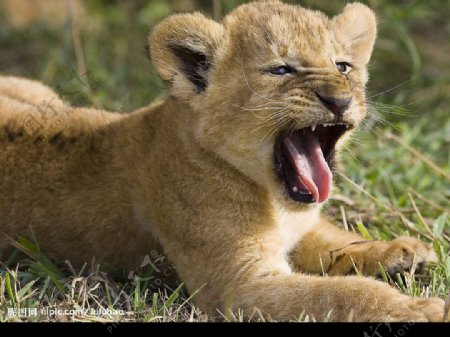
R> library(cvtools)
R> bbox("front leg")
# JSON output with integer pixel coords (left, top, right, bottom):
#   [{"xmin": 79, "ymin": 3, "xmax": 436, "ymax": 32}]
[
  {"xmin": 232, "ymin": 273, "xmax": 444, "ymax": 321},
  {"xmin": 163, "ymin": 228, "xmax": 444, "ymax": 321},
  {"xmin": 290, "ymin": 218, "xmax": 437, "ymax": 277}
]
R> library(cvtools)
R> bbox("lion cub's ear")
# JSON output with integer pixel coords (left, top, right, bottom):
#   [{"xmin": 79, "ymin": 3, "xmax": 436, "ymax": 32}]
[
  {"xmin": 331, "ymin": 3, "xmax": 377, "ymax": 65},
  {"xmin": 149, "ymin": 13, "xmax": 225, "ymax": 100}
]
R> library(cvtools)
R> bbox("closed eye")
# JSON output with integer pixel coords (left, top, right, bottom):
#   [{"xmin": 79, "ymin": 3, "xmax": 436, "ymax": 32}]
[{"xmin": 267, "ymin": 65, "xmax": 295, "ymax": 76}]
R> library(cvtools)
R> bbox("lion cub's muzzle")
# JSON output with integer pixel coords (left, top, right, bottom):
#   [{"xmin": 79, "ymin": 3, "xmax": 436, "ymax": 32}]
[{"xmin": 315, "ymin": 92, "xmax": 352, "ymax": 122}]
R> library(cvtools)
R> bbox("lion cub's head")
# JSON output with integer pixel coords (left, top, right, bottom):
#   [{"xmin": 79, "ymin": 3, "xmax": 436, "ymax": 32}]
[{"xmin": 149, "ymin": 0, "xmax": 376, "ymax": 207}]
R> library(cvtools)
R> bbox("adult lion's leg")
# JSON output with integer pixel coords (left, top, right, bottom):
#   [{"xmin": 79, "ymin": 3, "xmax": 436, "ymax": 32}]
[{"xmin": 289, "ymin": 218, "xmax": 437, "ymax": 277}]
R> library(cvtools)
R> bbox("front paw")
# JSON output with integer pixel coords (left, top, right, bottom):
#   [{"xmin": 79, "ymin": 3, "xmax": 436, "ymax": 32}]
[
  {"xmin": 327, "ymin": 236, "xmax": 437, "ymax": 277},
  {"xmin": 385, "ymin": 297, "xmax": 445, "ymax": 322}
]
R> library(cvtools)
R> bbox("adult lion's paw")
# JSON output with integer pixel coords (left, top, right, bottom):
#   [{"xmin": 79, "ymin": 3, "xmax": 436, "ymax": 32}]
[{"xmin": 327, "ymin": 236, "xmax": 437, "ymax": 277}]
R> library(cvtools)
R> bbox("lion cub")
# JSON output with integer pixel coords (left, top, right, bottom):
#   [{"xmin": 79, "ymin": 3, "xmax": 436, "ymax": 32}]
[{"xmin": 0, "ymin": 1, "xmax": 444, "ymax": 321}]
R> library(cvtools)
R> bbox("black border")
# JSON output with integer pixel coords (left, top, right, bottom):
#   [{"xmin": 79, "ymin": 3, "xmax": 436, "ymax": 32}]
[{"xmin": 0, "ymin": 322, "xmax": 449, "ymax": 336}]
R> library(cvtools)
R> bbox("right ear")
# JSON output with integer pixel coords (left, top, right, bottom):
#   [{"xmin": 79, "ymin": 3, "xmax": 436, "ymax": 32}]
[{"xmin": 149, "ymin": 13, "xmax": 225, "ymax": 100}]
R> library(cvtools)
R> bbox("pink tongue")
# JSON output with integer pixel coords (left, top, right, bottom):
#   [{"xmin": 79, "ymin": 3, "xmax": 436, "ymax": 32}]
[{"xmin": 282, "ymin": 133, "xmax": 332, "ymax": 203}]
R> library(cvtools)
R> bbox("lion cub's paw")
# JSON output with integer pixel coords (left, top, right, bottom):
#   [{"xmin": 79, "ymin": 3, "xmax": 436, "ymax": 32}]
[
  {"xmin": 382, "ymin": 297, "xmax": 445, "ymax": 322},
  {"xmin": 328, "ymin": 236, "xmax": 437, "ymax": 277},
  {"xmin": 405, "ymin": 297, "xmax": 445, "ymax": 322}
]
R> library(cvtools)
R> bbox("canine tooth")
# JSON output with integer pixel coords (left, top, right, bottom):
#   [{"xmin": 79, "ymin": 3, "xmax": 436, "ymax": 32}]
[
  {"xmin": 311, "ymin": 124, "xmax": 316, "ymax": 132},
  {"xmin": 292, "ymin": 186, "xmax": 298, "ymax": 192}
]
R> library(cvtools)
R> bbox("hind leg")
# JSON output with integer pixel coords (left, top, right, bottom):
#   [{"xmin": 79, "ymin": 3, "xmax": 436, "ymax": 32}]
[{"xmin": 0, "ymin": 76, "xmax": 63, "ymax": 108}]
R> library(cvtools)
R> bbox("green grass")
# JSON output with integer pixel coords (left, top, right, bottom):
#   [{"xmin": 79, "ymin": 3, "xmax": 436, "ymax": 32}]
[{"xmin": 0, "ymin": 0, "xmax": 449, "ymax": 322}]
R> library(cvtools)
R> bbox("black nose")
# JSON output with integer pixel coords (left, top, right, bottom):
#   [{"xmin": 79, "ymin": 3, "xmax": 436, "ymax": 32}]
[{"xmin": 315, "ymin": 92, "xmax": 352, "ymax": 116}]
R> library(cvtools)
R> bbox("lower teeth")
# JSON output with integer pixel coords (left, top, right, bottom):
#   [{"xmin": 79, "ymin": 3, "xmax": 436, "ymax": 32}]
[{"xmin": 292, "ymin": 186, "xmax": 311, "ymax": 195}]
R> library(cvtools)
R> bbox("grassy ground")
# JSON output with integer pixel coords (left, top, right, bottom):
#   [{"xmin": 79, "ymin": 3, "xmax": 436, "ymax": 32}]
[{"xmin": 0, "ymin": 0, "xmax": 449, "ymax": 322}]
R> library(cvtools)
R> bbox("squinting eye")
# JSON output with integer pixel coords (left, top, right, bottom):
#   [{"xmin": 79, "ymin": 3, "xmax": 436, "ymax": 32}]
[
  {"xmin": 336, "ymin": 62, "xmax": 352, "ymax": 74},
  {"xmin": 269, "ymin": 65, "xmax": 293, "ymax": 76}
]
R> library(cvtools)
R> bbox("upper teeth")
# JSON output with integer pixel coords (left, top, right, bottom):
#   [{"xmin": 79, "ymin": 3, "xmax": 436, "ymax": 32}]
[{"xmin": 311, "ymin": 123, "xmax": 350, "ymax": 129}]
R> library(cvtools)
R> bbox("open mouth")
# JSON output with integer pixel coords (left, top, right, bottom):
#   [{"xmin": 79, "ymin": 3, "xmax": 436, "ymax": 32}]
[{"xmin": 274, "ymin": 123, "xmax": 351, "ymax": 204}]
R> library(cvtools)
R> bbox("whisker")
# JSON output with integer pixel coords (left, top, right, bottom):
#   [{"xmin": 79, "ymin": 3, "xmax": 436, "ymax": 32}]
[
  {"xmin": 252, "ymin": 104, "xmax": 294, "ymax": 143},
  {"xmin": 365, "ymin": 108, "xmax": 402, "ymax": 133},
  {"xmin": 342, "ymin": 144, "xmax": 360, "ymax": 163},
  {"xmin": 368, "ymin": 100, "xmax": 409, "ymax": 110},
  {"xmin": 264, "ymin": 117, "xmax": 291, "ymax": 143},
  {"xmin": 233, "ymin": 100, "xmax": 287, "ymax": 110},
  {"xmin": 261, "ymin": 103, "xmax": 292, "ymax": 118},
  {"xmin": 346, "ymin": 137, "xmax": 371, "ymax": 146},
  {"xmin": 251, "ymin": 114, "xmax": 285, "ymax": 135},
  {"xmin": 368, "ymin": 80, "xmax": 410, "ymax": 98},
  {"xmin": 367, "ymin": 101, "xmax": 423, "ymax": 118},
  {"xmin": 252, "ymin": 107, "xmax": 291, "ymax": 124}
]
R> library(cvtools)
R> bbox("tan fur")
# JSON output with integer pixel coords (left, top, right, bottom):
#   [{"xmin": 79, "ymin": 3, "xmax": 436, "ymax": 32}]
[{"xmin": 0, "ymin": 1, "xmax": 444, "ymax": 321}]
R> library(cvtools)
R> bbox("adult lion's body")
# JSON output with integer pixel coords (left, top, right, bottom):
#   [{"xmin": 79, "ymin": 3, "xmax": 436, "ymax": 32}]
[{"xmin": 0, "ymin": 1, "xmax": 444, "ymax": 321}]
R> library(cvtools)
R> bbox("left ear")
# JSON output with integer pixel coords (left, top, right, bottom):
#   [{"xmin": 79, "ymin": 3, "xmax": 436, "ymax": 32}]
[{"xmin": 331, "ymin": 3, "xmax": 377, "ymax": 65}]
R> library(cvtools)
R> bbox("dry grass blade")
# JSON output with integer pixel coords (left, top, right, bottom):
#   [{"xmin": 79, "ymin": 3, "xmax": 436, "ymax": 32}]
[
  {"xmin": 68, "ymin": 0, "xmax": 103, "ymax": 109},
  {"xmin": 336, "ymin": 171, "xmax": 431, "ymax": 239},
  {"xmin": 385, "ymin": 132, "xmax": 450, "ymax": 182},
  {"xmin": 444, "ymin": 293, "xmax": 450, "ymax": 322},
  {"xmin": 407, "ymin": 192, "xmax": 436, "ymax": 239},
  {"xmin": 408, "ymin": 189, "xmax": 450, "ymax": 213}
]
